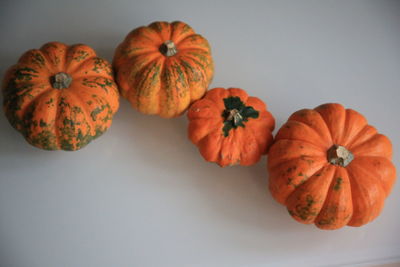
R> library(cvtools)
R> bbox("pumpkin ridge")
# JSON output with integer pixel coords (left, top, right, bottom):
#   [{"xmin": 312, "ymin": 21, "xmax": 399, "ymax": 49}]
[
  {"xmin": 18, "ymin": 85, "xmax": 54, "ymax": 124},
  {"xmin": 145, "ymin": 23, "xmax": 165, "ymax": 42},
  {"xmin": 268, "ymin": 155, "xmax": 327, "ymax": 173},
  {"xmin": 318, "ymin": 167, "xmax": 348, "ymax": 220},
  {"xmin": 287, "ymin": 118, "xmax": 332, "ymax": 146},
  {"xmin": 139, "ymin": 60, "xmax": 163, "ymax": 114},
  {"xmin": 40, "ymin": 42, "xmax": 68, "ymax": 71},
  {"xmin": 130, "ymin": 58, "xmax": 163, "ymax": 111},
  {"xmin": 285, "ymin": 163, "xmax": 333, "ymax": 213},
  {"xmin": 351, "ymin": 156, "xmax": 396, "ymax": 196},
  {"xmin": 172, "ymin": 58, "xmax": 192, "ymax": 104},
  {"xmin": 52, "ymin": 92, "xmax": 63, "ymax": 149},
  {"xmin": 315, "ymin": 167, "xmax": 353, "ymax": 229},
  {"xmin": 274, "ymin": 138, "xmax": 327, "ymax": 153},
  {"xmin": 245, "ymin": 118, "xmax": 269, "ymax": 154},
  {"xmin": 316, "ymin": 104, "xmax": 346, "ymax": 144},
  {"xmin": 177, "ymin": 55, "xmax": 207, "ymax": 90},
  {"xmin": 66, "ymin": 89, "xmax": 97, "ymax": 128},
  {"xmin": 176, "ymin": 40, "xmax": 212, "ymax": 53},
  {"xmin": 345, "ymin": 167, "xmax": 385, "ymax": 226},
  {"xmin": 22, "ymin": 50, "xmax": 53, "ymax": 73},
  {"xmin": 189, "ymin": 120, "xmax": 221, "ymax": 145},
  {"xmin": 65, "ymin": 54, "xmax": 97, "ymax": 75},
  {"xmin": 347, "ymin": 126, "xmax": 378, "ymax": 150},
  {"xmin": 170, "ymin": 21, "xmax": 195, "ymax": 43},
  {"xmin": 347, "ymin": 158, "xmax": 387, "ymax": 195},
  {"xmin": 340, "ymin": 109, "xmax": 367, "ymax": 146},
  {"xmin": 180, "ymin": 54, "xmax": 208, "ymax": 82},
  {"xmin": 119, "ymin": 50, "xmax": 160, "ymax": 63}
]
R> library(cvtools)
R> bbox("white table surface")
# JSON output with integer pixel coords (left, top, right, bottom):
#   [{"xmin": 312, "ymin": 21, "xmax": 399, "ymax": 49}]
[{"xmin": 1, "ymin": 1, "xmax": 399, "ymax": 266}]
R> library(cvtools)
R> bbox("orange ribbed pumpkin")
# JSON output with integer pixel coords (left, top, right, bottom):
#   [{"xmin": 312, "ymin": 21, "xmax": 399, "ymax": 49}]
[
  {"xmin": 2, "ymin": 42, "xmax": 119, "ymax": 151},
  {"xmin": 113, "ymin": 21, "xmax": 214, "ymax": 118},
  {"xmin": 268, "ymin": 103, "xmax": 396, "ymax": 229},
  {"xmin": 188, "ymin": 87, "xmax": 275, "ymax": 167}
]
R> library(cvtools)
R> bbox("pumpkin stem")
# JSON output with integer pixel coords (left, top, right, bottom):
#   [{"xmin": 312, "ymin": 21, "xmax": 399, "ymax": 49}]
[
  {"xmin": 51, "ymin": 72, "xmax": 72, "ymax": 89},
  {"xmin": 159, "ymin": 40, "xmax": 178, "ymax": 57},
  {"xmin": 327, "ymin": 145, "xmax": 354, "ymax": 167},
  {"xmin": 226, "ymin": 109, "xmax": 243, "ymax": 126}
]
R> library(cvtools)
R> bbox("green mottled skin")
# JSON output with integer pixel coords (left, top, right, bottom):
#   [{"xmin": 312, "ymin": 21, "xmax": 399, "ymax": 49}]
[
  {"xmin": 2, "ymin": 42, "xmax": 119, "ymax": 151},
  {"xmin": 290, "ymin": 194, "xmax": 319, "ymax": 221}
]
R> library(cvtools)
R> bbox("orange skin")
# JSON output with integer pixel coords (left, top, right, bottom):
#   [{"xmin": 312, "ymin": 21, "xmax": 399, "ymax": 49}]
[
  {"xmin": 268, "ymin": 103, "xmax": 396, "ymax": 229},
  {"xmin": 2, "ymin": 42, "xmax": 119, "ymax": 151},
  {"xmin": 113, "ymin": 21, "xmax": 214, "ymax": 118},
  {"xmin": 188, "ymin": 88, "xmax": 275, "ymax": 167}
]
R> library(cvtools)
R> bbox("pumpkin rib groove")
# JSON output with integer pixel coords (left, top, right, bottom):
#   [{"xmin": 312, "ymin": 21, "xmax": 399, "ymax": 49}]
[
  {"xmin": 286, "ymin": 119, "xmax": 332, "ymax": 145},
  {"xmin": 268, "ymin": 156, "xmax": 327, "ymax": 172},
  {"xmin": 67, "ymin": 89, "xmax": 96, "ymax": 127},
  {"xmin": 177, "ymin": 44, "xmax": 211, "ymax": 54},
  {"xmin": 348, "ymin": 130, "xmax": 378, "ymax": 151},
  {"xmin": 315, "ymin": 104, "xmax": 346, "ymax": 144},
  {"xmin": 273, "ymin": 138, "xmax": 327, "ymax": 153},
  {"xmin": 344, "ymin": 124, "xmax": 372, "ymax": 148},
  {"xmin": 40, "ymin": 42, "xmax": 68, "ymax": 71},
  {"xmin": 177, "ymin": 34, "xmax": 210, "ymax": 49},
  {"xmin": 127, "ymin": 57, "xmax": 163, "ymax": 110},
  {"xmin": 285, "ymin": 163, "xmax": 333, "ymax": 214},
  {"xmin": 315, "ymin": 167, "xmax": 353, "ymax": 229},
  {"xmin": 19, "ymin": 86, "xmax": 54, "ymax": 124},
  {"xmin": 66, "ymin": 54, "xmax": 97, "ymax": 75},
  {"xmin": 170, "ymin": 22, "xmax": 195, "ymax": 44},
  {"xmin": 130, "ymin": 54, "xmax": 163, "ymax": 81},
  {"xmin": 117, "ymin": 50, "xmax": 159, "ymax": 64},
  {"xmin": 346, "ymin": 167, "xmax": 386, "ymax": 226},
  {"xmin": 246, "ymin": 121, "xmax": 272, "ymax": 155},
  {"xmin": 138, "ymin": 59, "xmax": 164, "ymax": 114},
  {"xmin": 179, "ymin": 54, "xmax": 208, "ymax": 81},
  {"xmin": 317, "ymin": 167, "xmax": 347, "ymax": 221},
  {"xmin": 24, "ymin": 50, "xmax": 53, "ymax": 73},
  {"xmin": 341, "ymin": 109, "xmax": 367, "ymax": 146},
  {"xmin": 177, "ymin": 55, "xmax": 207, "ymax": 91},
  {"xmin": 53, "ymin": 93, "xmax": 62, "ymax": 149},
  {"xmin": 348, "ymin": 160, "xmax": 387, "ymax": 196},
  {"xmin": 189, "ymin": 120, "xmax": 221, "ymax": 145}
]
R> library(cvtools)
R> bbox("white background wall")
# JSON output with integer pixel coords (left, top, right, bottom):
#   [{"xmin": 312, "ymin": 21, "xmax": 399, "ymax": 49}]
[{"xmin": 0, "ymin": 1, "xmax": 399, "ymax": 266}]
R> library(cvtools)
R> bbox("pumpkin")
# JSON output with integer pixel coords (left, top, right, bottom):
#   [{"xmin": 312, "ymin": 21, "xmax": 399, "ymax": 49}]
[
  {"xmin": 267, "ymin": 103, "xmax": 396, "ymax": 229},
  {"xmin": 113, "ymin": 21, "xmax": 214, "ymax": 118},
  {"xmin": 2, "ymin": 42, "xmax": 119, "ymax": 151},
  {"xmin": 188, "ymin": 87, "xmax": 275, "ymax": 167}
]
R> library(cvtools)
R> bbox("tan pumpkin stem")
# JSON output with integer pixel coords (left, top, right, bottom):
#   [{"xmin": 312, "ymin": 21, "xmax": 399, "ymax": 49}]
[
  {"xmin": 159, "ymin": 40, "xmax": 178, "ymax": 57},
  {"xmin": 51, "ymin": 72, "xmax": 72, "ymax": 89},
  {"xmin": 227, "ymin": 109, "xmax": 243, "ymax": 126},
  {"xmin": 327, "ymin": 145, "xmax": 354, "ymax": 167}
]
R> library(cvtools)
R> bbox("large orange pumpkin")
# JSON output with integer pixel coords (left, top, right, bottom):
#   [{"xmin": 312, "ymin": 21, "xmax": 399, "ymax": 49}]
[
  {"xmin": 188, "ymin": 87, "xmax": 275, "ymax": 167},
  {"xmin": 267, "ymin": 103, "xmax": 396, "ymax": 229},
  {"xmin": 2, "ymin": 42, "xmax": 119, "ymax": 151},
  {"xmin": 113, "ymin": 21, "xmax": 214, "ymax": 118}
]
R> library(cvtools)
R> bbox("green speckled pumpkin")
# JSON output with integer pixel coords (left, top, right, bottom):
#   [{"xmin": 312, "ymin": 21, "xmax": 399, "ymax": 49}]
[
  {"xmin": 2, "ymin": 42, "xmax": 119, "ymax": 151},
  {"xmin": 113, "ymin": 21, "xmax": 214, "ymax": 118}
]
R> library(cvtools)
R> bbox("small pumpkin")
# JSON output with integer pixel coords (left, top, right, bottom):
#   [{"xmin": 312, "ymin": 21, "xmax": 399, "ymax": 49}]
[
  {"xmin": 2, "ymin": 42, "xmax": 119, "ymax": 151},
  {"xmin": 188, "ymin": 87, "xmax": 275, "ymax": 167},
  {"xmin": 113, "ymin": 21, "xmax": 214, "ymax": 118},
  {"xmin": 267, "ymin": 103, "xmax": 396, "ymax": 229}
]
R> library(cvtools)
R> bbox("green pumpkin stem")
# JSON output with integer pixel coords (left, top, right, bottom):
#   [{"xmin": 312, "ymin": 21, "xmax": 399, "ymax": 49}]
[
  {"xmin": 51, "ymin": 72, "xmax": 72, "ymax": 89},
  {"xmin": 159, "ymin": 40, "xmax": 178, "ymax": 57},
  {"xmin": 222, "ymin": 96, "xmax": 259, "ymax": 137},
  {"xmin": 327, "ymin": 145, "xmax": 354, "ymax": 167}
]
